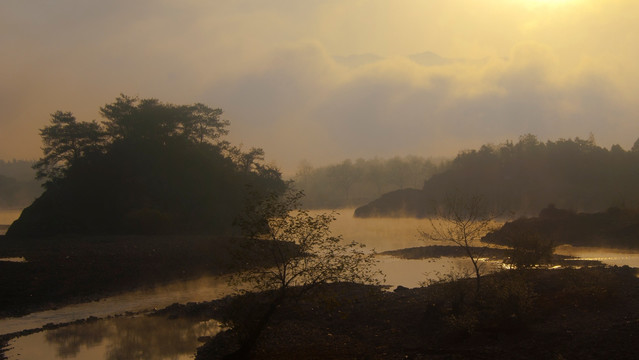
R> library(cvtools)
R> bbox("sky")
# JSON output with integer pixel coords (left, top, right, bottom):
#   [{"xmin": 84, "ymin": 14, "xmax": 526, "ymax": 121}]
[{"xmin": 1, "ymin": 0, "xmax": 638, "ymax": 175}]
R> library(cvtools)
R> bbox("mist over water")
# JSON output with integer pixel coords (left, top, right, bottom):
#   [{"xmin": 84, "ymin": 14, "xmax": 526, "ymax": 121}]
[
  {"xmin": 320, "ymin": 209, "xmax": 431, "ymax": 252},
  {"xmin": 0, "ymin": 275, "xmax": 232, "ymax": 336},
  {"xmin": 315, "ymin": 209, "xmax": 505, "ymax": 287},
  {"xmin": 555, "ymin": 245, "xmax": 639, "ymax": 268}
]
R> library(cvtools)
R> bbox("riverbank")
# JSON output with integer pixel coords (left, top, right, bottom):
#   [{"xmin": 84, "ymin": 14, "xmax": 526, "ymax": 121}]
[
  {"xmin": 2, "ymin": 265, "xmax": 637, "ymax": 359},
  {"xmin": 381, "ymin": 245, "xmax": 604, "ymax": 267},
  {"xmin": 0, "ymin": 235, "xmax": 248, "ymax": 317},
  {"xmin": 194, "ymin": 266, "xmax": 639, "ymax": 359}
]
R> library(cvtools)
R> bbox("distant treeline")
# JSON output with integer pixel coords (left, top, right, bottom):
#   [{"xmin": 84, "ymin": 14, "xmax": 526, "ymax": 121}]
[
  {"xmin": 355, "ymin": 134, "xmax": 639, "ymax": 217},
  {"xmin": 292, "ymin": 156, "xmax": 447, "ymax": 208},
  {"xmin": 0, "ymin": 160, "xmax": 41, "ymax": 209},
  {"xmin": 8, "ymin": 95, "xmax": 284, "ymax": 237}
]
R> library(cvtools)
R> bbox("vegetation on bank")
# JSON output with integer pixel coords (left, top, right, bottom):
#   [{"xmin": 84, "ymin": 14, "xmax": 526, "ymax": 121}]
[
  {"xmin": 7, "ymin": 95, "xmax": 284, "ymax": 237},
  {"xmin": 355, "ymin": 134, "xmax": 639, "ymax": 218},
  {"xmin": 222, "ymin": 189, "xmax": 380, "ymax": 358}
]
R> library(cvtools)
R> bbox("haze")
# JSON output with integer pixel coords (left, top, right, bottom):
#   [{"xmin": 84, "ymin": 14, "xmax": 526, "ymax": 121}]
[{"xmin": 2, "ymin": 0, "xmax": 638, "ymax": 174}]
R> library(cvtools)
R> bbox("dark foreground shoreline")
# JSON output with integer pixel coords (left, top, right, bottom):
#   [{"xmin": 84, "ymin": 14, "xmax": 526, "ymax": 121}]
[
  {"xmin": 193, "ymin": 266, "xmax": 639, "ymax": 359},
  {"xmin": 2, "ymin": 266, "xmax": 638, "ymax": 359},
  {"xmin": 1, "ymin": 236, "xmax": 635, "ymax": 359}
]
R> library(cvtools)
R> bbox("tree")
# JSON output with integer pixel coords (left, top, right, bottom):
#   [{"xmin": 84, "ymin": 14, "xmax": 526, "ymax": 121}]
[
  {"xmin": 226, "ymin": 146, "xmax": 267, "ymax": 174},
  {"xmin": 9, "ymin": 95, "xmax": 285, "ymax": 237},
  {"xmin": 33, "ymin": 111, "xmax": 104, "ymax": 182},
  {"xmin": 226, "ymin": 188, "xmax": 380, "ymax": 358},
  {"xmin": 420, "ymin": 192, "xmax": 498, "ymax": 294},
  {"xmin": 181, "ymin": 103, "xmax": 229, "ymax": 144},
  {"xmin": 99, "ymin": 94, "xmax": 230, "ymax": 146}
]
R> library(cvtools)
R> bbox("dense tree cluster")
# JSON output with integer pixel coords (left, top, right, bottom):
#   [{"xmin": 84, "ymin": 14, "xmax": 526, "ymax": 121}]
[
  {"xmin": 356, "ymin": 134, "xmax": 639, "ymax": 217},
  {"xmin": 484, "ymin": 205, "xmax": 639, "ymax": 249},
  {"xmin": 8, "ymin": 95, "xmax": 285, "ymax": 237},
  {"xmin": 292, "ymin": 156, "xmax": 445, "ymax": 208},
  {"xmin": 435, "ymin": 134, "xmax": 639, "ymax": 213}
]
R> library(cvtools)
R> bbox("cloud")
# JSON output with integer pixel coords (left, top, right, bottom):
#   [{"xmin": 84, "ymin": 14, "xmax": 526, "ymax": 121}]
[
  {"xmin": 1, "ymin": 0, "xmax": 638, "ymax": 174},
  {"xmin": 199, "ymin": 40, "xmax": 639, "ymax": 173}
]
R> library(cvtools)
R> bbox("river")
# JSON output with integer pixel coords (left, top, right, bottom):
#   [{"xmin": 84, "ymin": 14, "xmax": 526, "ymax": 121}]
[{"xmin": 2, "ymin": 209, "xmax": 639, "ymax": 359}]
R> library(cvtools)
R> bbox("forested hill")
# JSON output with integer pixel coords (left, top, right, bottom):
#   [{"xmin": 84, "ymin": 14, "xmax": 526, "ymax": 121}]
[
  {"xmin": 7, "ymin": 95, "xmax": 285, "ymax": 237},
  {"xmin": 355, "ymin": 134, "xmax": 639, "ymax": 218}
]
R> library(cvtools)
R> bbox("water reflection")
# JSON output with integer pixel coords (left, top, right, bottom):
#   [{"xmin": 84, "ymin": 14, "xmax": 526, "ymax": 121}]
[
  {"xmin": 0, "ymin": 274, "xmax": 231, "ymax": 336},
  {"xmin": 375, "ymin": 255, "xmax": 502, "ymax": 288},
  {"xmin": 555, "ymin": 245, "xmax": 639, "ymax": 268},
  {"xmin": 4, "ymin": 209, "xmax": 639, "ymax": 360},
  {"xmin": 317, "ymin": 209, "xmax": 434, "ymax": 252},
  {"xmin": 7, "ymin": 316, "xmax": 221, "ymax": 360}
]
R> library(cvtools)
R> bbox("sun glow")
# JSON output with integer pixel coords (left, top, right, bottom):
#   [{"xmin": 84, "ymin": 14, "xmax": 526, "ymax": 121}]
[
  {"xmin": 524, "ymin": 0, "xmax": 575, "ymax": 4},
  {"xmin": 514, "ymin": 0, "xmax": 580, "ymax": 11}
]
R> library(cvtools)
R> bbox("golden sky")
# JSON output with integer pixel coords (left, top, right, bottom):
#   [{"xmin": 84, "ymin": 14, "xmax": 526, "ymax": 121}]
[{"xmin": 1, "ymin": 0, "xmax": 638, "ymax": 174}]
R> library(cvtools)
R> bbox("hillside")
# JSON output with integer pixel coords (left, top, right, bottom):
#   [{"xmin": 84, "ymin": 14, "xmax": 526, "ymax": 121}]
[
  {"xmin": 355, "ymin": 134, "xmax": 639, "ymax": 218},
  {"xmin": 7, "ymin": 96, "xmax": 284, "ymax": 237}
]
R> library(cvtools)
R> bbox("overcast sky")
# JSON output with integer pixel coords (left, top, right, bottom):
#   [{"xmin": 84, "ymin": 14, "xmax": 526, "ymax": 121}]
[{"xmin": 1, "ymin": 0, "xmax": 638, "ymax": 174}]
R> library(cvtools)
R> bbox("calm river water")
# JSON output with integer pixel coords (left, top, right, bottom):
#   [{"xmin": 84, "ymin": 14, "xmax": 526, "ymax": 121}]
[{"xmin": 2, "ymin": 209, "xmax": 639, "ymax": 359}]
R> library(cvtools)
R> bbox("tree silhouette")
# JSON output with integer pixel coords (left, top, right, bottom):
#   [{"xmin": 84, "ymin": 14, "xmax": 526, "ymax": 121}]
[
  {"xmin": 420, "ymin": 192, "xmax": 498, "ymax": 294},
  {"xmin": 8, "ymin": 95, "xmax": 284, "ymax": 237},
  {"xmin": 225, "ymin": 188, "xmax": 379, "ymax": 358},
  {"xmin": 33, "ymin": 111, "xmax": 104, "ymax": 182}
]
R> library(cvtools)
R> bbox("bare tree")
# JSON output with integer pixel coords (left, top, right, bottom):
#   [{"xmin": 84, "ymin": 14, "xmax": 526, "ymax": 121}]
[
  {"xmin": 420, "ymin": 192, "xmax": 498, "ymax": 294},
  {"xmin": 226, "ymin": 188, "xmax": 380, "ymax": 358}
]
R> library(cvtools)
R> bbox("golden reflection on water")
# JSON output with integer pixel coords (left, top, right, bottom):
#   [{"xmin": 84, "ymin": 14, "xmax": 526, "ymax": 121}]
[
  {"xmin": 7, "ymin": 316, "xmax": 221, "ymax": 360},
  {"xmin": 375, "ymin": 255, "xmax": 501, "ymax": 288},
  {"xmin": 312, "ymin": 209, "xmax": 433, "ymax": 252},
  {"xmin": 555, "ymin": 245, "xmax": 639, "ymax": 268}
]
